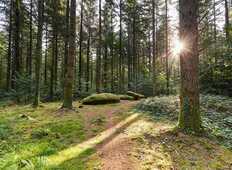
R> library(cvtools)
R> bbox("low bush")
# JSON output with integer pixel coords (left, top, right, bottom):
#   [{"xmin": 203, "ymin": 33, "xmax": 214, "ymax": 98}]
[
  {"xmin": 118, "ymin": 95, "xmax": 134, "ymax": 100},
  {"xmin": 136, "ymin": 95, "xmax": 232, "ymax": 149},
  {"xmin": 82, "ymin": 93, "xmax": 120, "ymax": 105},
  {"xmin": 136, "ymin": 96, "xmax": 179, "ymax": 119},
  {"xmin": 31, "ymin": 128, "xmax": 52, "ymax": 139},
  {"xmin": 126, "ymin": 91, "xmax": 145, "ymax": 100}
]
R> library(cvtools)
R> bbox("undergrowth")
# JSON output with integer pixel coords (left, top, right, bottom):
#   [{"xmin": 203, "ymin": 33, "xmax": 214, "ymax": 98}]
[{"xmin": 136, "ymin": 94, "xmax": 232, "ymax": 149}]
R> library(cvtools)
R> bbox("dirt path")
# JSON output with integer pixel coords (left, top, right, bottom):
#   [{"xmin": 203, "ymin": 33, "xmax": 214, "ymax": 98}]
[
  {"xmin": 98, "ymin": 131, "xmax": 137, "ymax": 170},
  {"xmin": 90, "ymin": 115, "xmax": 232, "ymax": 170}
]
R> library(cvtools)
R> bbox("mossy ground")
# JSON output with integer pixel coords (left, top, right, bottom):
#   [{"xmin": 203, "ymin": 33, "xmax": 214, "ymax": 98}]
[
  {"xmin": 0, "ymin": 100, "xmax": 137, "ymax": 169},
  {"xmin": 0, "ymin": 95, "xmax": 232, "ymax": 170}
]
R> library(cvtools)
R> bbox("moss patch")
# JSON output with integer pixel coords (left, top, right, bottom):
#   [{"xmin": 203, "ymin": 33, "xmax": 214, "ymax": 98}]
[
  {"xmin": 127, "ymin": 91, "xmax": 145, "ymax": 100},
  {"xmin": 118, "ymin": 94, "xmax": 135, "ymax": 101}
]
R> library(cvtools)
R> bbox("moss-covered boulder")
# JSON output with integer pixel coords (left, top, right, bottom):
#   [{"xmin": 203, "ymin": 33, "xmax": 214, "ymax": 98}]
[
  {"xmin": 82, "ymin": 93, "xmax": 120, "ymax": 105},
  {"xmin": 126, "ymin": 91, "xmax": 145, "ymax": 100},
  {"xmin": 118, "ymin": 95, "xmax": 135, "ymax": 100}
]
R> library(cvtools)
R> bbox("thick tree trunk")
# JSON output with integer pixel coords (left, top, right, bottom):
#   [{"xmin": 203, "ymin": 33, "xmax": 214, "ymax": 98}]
[
  {"xmin": 33, "ymin": 0, "xmax": 44, "ymax": 107},
  {"xmin": 178, "ymin": 0, "xmax": 201, "ymax": 132},
  {"xmin": 13, "ymin": 0, "xmax": 22, "ymax": 89},
  {"xmin": 63, "ymin": 0, "xmax": 76, "ymax": 109}
]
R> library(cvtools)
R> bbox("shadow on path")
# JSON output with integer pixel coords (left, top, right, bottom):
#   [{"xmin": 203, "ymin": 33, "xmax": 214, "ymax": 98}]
[{"xmin": 47, "ymin": 113, "xmax": 140, "ymax": 167}]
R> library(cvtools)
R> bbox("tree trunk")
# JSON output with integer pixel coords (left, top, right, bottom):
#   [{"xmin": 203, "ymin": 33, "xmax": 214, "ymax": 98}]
[
  {"xmin": 78, "ymin": 0, "xmax": 84, "ymax": 92},
  {"xmin": 96, "ymin": 0, "xmax": 102, "ymax": 93},
  {"xmin": 7, "ymin": 0, "xmax": 13, "ymax": 91},
  {"xmin": 165, "ymin": 0, "xmax": 169, "ymax": 95},
  {"xmin": 63, "ymin": 0, "xmax": 76, "ymax": 109},
  {"xmin": 86, "ymin": 6, "xmax": 91, "ymax": 92},
  {"xmin": 64, "ymin": 0, "xmax": 70, "ymax": 80},
  {"xmin": 178, "ymin": 0, "xmax": 201, "ymax": 132},
  {"xmin": 44, "ymin": 23, "xmax": 48, "ymax": 85},
  {"xmin": 33, "ymin": 0, "xmax": 44, "ymax": 107},
  {"xmin": 152, "ymin": 0, "xmax": 156, "ymax": 96},
  {"xmin": 225, "ymin": 0, "xmax": 230, "ymax": 42},
  {"xmin": 27, "ymin": 0, "xmax": 33, "ymax": 76},
  {"xmin": 12, "ymin": 0, "xmax": 22, "ymax": 89}
]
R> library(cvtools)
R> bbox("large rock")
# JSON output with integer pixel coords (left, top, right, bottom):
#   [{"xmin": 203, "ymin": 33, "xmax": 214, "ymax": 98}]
[{"xmin": 82, "ymin": 93, "xmax": 120, "ymax": 105}]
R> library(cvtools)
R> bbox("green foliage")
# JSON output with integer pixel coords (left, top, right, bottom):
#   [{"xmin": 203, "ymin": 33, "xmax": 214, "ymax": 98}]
[
  {"xmin": 31, "ymin": 128, "xmax": 52, "ymax": 139},
  {"xmin": 82, "ymin": 93, "xmax": 120, "ymax": 105},
  {"xmin": 136, "ymin": 95, "xmax": 232, "ymax": 149},
  {"xmin": 0, "ymin": 123, "xmax": 12, "ymax": 140},
  {"xmin": 136, "ymin": 96, "xmax": 179, "ymax": 120}
]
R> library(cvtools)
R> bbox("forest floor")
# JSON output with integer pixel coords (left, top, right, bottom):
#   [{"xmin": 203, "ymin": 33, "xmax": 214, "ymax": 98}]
[{"xmin": 0, "ymin": 95, "xmax": 232, "ymax": 169}]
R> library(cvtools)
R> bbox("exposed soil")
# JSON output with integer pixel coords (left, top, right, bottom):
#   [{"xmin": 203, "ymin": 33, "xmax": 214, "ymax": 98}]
[{"xmin": 98, "ymin": 133, "xmax": 137, "ymax": 170}]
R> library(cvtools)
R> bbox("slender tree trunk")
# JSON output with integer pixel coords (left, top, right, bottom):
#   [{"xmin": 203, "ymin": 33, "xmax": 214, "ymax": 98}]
[
  {"xmin": 110, "ymin": 8, "xmax": 114, "ymax": 92},
  {"xmin": 86, "ymin": 9, "xmax": 91, "ymax": 92},
  {"xmin": 27, "ymin": 0, "xmax": 33, "ymax": 76},
  {"xmin": 44, "ymin": 23, "xmax": 48, "ymax": 85},
  {"xmin": 7, "ymin": 0, "xmax": 13, "ymax": 91},
  {"xmin": 64, "ymin": 0, "xmax": 70, "ymax": 79},
  {"xmin": 33, "ymin": 0, "xmax": 44, "ymax": 107},
  {"xmin": 165, "ymin": 0, "xmax": 169, "ymax": 95},
  {"xmin": 225, "ymin": 0, "xmax": 230, "ymax": 42},
  {"xmin": 119, "ymin": 0, "xmax": 123, "ymax": 92},
  {"xmin": 96, "ymin": 0, "xmax": 102, "ymax": 93},
  {"xmin": 178, "ymin": 0, "xmax": 201, "ymax": 132},
  {"xmin": 152, "ymin": 0, "xmax": 156, "ymax": 96},
  {"xmin": 63, "ymin": 0, "xmax": 76, "ymax": 109},
  {"xmin": 78, "ymin": 0, "xmax": 84, "ymax": 92}
]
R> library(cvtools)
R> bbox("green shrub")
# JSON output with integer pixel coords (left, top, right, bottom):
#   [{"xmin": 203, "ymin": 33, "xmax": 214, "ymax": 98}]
[
  {"xmin": 31, "ymin": 128, "xmax": 51, "ymax": 139},
  {"xmin": 136, "ymin": 96, "xmax": 179, "ymax": 119},
  {"xmin": 81, "ymin": 93, "xmax": 120, "ymax": 105},
  {"xmin": 118, "ymin": 95, "xmax": 134, "ymax": 100},
  {"xmin": 126, "ymin": 91, "xmax": 145, "ymax": 100},
  {"xmin": 0, "ymin": 124, "xmax": 11, "ymax": 140}
]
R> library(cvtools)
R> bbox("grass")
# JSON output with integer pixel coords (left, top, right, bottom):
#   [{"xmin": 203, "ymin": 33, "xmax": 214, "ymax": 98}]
[
  {"xmin": 81, "ymin": 93, "xmax": 120, "ymax": 105},
  {"xmin": 0, "ymin": 100, "xmax": 136, "ymax": 169},
  {"xmin": 1, "ymin": 94, "xmax": 231, "ymax": 169}
]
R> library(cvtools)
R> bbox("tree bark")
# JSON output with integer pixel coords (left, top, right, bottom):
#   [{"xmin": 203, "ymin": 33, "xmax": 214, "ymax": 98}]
[
  {"xmin": 63, "ymin": 0, "xmax": 76, "ymax": 109},
  {"xmin": 178, "ymin": 0, "xmax": 201, "ymax": 132},
  {"xmin": 78, "ymin": 0, "xmax": 84, "ymax": 92},
  {"xmin": 96, "ymin": 0, "xmax": 102, "ymax": 93},
  {"xmin": 7, "ymin": 0, "xmax": 13, "ymax": 91},
  {"xmin": 33, "ymin": 0, "xmax": 44, "ymax": 107},
  {"xmin": 225, "ymin": 0, "xmax": 230, "ymax": 42}
]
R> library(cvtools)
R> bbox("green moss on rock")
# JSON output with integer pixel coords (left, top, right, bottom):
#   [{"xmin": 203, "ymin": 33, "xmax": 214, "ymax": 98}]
[
  {"xmin": 126, "ymin": 91, "xmax": 145, "ymax": 100},
  {"xmin": 82, "ymin": 93, "xmax": 120, "ymax": 105},
  {"xmin": 118, "ymin": 95, "xmax": 135, "ymax": 100}
]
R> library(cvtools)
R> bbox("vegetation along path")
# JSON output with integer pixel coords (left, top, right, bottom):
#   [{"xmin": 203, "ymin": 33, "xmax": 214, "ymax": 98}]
[{"xmin": 1, "ymin": 95, "xmax": 232, "ymax": 169}]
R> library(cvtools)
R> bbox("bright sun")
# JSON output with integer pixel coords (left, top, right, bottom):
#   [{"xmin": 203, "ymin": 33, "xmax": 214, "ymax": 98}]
[{"xmin": 172, "ymin": 39, "xmax": 185, "ymax": 56}]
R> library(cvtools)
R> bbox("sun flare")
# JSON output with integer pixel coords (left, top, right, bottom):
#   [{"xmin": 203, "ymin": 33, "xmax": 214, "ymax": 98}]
[{"xmin": 172, "ymin": 39, "xmax": 185, "ymax": 56}]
